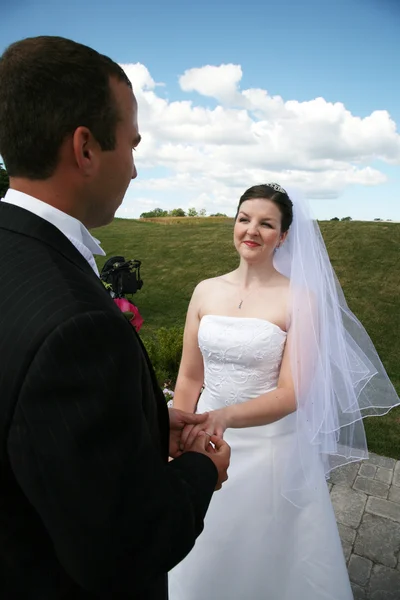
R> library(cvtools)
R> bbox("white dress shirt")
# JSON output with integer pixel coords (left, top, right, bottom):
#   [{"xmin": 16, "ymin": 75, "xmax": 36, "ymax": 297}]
[{"xmin": 3, "ymin": 189, "xmax": 106, "ymax": 275}]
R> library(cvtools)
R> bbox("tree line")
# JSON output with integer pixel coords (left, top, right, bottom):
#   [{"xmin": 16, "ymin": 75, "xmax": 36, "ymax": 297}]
[
  {"xmin": 330, "ymin": 216, "xmax": 392, "ymax": 222},
  {"xmin": 140, "ymin": 207, "xmax": 228, "ymax": 218}
]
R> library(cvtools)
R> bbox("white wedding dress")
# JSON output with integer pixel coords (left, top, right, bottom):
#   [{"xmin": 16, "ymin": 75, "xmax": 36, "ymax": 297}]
[{"xmin": 169, "ymin": 315, "xmax": 353, "ymax": 600}]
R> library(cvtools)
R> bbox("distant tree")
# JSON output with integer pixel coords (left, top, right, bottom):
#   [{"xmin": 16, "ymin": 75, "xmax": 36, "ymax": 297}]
[
  {"xmin": 341, "ymin": 216, "xmax": 352, "ymax": 222},
  {"xmin": 152, "ymin": 208, "xmax": 169, "ymax": 217},
  {"xmin": 140, "ymin": 208, "xmax": 168, "ymax": 218},
  {"xmin": 0, "ymin": 163, "xmax": 9, "ymax": 198},
  {"xmin": 374, "ymin": 218, "xmax": 382, "ymax": 221},
  {"xmin": 187, "ymin": 207, "xmax": 198, "ymax": 217},
  {"xmin": 330, "ymin": 217, "xmax": 339, "ymax": 221},
  {"xmin": 198, "ymin": 208, "xmax": 207, "ymax": 217},
  {"xmin": 169, "ymin": 208, "xmax": 186, "ymax": 217},
  {"xmin": 209, "ymin": 212, "xmax": 228, "ymax": 217}
]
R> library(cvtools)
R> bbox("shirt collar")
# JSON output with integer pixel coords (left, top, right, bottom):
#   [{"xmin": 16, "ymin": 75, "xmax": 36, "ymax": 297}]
[{"xmin": 3, "ymin": 189, "xmax": 106, "ymax": 257}]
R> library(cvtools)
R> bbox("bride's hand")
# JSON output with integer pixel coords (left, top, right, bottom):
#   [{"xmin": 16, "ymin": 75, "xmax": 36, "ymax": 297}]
[{"xmin": 180, "ymin": 409, "xmax": 228, "ymax": 451}]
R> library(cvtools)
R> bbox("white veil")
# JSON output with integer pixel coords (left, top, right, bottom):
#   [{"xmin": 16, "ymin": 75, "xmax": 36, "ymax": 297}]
[{"xmin": 272, "ymin": 186, "xmax": 399, "ymax": 507}]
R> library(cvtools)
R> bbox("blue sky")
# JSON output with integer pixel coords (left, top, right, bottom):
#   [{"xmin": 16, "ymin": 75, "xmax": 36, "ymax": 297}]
[{"xmin": 1, "ymin": 0, "xmax": 400, "ymax": 220}]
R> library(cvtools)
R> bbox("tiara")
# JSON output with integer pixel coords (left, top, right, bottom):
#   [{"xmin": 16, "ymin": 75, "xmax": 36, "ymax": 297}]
[{"xmin": 266, "ymin": 182, "xmax": 287, "ymax": 195}]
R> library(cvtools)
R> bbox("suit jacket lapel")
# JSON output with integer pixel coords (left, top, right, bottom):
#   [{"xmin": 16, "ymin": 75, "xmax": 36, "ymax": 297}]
[{"xmin": 0, "ymin": 201, "xmax": 97, "ymax": 279}]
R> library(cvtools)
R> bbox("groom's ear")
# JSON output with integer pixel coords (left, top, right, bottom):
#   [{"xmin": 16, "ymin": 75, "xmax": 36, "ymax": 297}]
[{"xmin": 72, "ymin": 126, "xmax": 100, "ymax": 176}]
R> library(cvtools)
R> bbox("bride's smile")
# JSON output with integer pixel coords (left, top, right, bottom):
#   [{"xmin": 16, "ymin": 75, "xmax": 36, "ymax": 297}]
[{"xmin": 234, "ymin": 198, "xmax": 287, "ymax": 263}]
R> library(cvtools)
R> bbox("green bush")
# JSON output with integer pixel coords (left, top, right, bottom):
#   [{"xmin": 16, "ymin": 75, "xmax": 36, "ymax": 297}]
[{"xmin": 144, "ymin": 326, "xmax": 184, "ymax": 386}]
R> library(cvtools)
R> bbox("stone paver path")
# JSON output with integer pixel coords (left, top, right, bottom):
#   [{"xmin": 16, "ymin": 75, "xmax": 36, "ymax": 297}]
[{"xmin": 329, "ymin": 453, "xmax": 400, "ymax": 599}]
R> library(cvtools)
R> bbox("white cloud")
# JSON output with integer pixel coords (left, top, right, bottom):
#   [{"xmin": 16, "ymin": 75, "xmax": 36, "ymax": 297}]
[
  {"xmin": 179, "ymin": 64, "xmax": 244, "ymax": 104},
  {"xmin": 116, "ymin": 62, "xmax": 400, "ymax": 217},
  {"xmin": 120, "ymin": 63, "xmax": 158, "ymax": 90}
]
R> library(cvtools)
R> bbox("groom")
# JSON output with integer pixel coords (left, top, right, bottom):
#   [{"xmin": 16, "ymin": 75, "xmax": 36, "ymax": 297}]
[{"xmin": 0, "ymin": 36, "xmax": 230, "ymax": 599}]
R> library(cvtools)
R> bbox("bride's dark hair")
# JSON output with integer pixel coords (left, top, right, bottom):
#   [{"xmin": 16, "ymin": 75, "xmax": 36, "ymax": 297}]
[{"xmin": 235, "ymin": 184, "xmax": 293, "ymax": 233}]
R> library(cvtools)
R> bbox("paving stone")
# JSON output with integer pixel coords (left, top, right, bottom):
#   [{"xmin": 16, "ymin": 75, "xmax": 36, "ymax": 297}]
[
  {"xmin": 388, "ymin": 485, "xmax": 400, "ymax": 504},
  {"xmin": 366, "ymin": 496, "xmax": 400, "ymax": 523},
  {"xmin": 329, "ymin": 462, "xmax": 360, "ymax": 486},
  {"xmin": 354, "ymin": 513, "xmax": 400, "ymax": 568},
  {"xmin": 368, "ymin": 453, "xmax": 397, "ymax": 470},
  {"xmin": 353, "ymin": 476, "xmax": 389, "ymax": 498},
  {"xmin": 337, "ymin": 522, "xmax": 357, "ymax": 545},
  {"xmin": 359, "ymin": 462, "xmax": 377, "ymax": 479},
  {"xmin": 348, "ymin": 554, "xmax": 373, "ymax": 587},
  {"xmin": 331, "ymin": 485, "xmax": 367, "ymax": 528},
  {"xmin": 369, "ymin": 564, "xmax": 400, "ymax": 599},
  {"xmin": 375, "ymin": 467, "xmax": 394, "ymax": 485},
  {"xmin": 393, "ymin": 461, "xmax": 400, "ymax": 487},
  {"xmin": 351, "ymin": 583, "xmax": 366, "ymax": 600}
]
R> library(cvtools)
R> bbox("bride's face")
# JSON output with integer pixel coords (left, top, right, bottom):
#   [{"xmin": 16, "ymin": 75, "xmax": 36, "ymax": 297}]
[{"xmin": 234, "ymin": 198, "xmax": 284, "ymax": 263}]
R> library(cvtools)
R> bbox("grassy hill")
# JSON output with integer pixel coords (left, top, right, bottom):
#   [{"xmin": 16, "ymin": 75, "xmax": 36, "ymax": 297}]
[{"xmin": 93, "ymin": 217, "xmax": 400, "ymax": 459}]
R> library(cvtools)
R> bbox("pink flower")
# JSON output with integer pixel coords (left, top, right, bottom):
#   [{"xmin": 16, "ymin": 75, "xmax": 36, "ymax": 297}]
[{"xmin": 114, "ymin": 297, "xmax": 144, "ymax": 332}]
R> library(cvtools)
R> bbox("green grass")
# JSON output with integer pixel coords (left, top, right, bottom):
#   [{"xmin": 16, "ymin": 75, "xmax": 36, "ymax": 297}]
[{"xmin": 94, "ymin": 218, "xmax": 400, "ymax": 459}]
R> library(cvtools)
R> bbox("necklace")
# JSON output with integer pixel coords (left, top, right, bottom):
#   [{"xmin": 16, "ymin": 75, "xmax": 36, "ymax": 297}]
[{"xmin": 237, "ymin": 288, "xmax": 255, "ymax": 309}]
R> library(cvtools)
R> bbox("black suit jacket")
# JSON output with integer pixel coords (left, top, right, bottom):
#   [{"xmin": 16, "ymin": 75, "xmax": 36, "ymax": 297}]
[{"xmin": 0, "ymin": 201, "xmax": 217, "ymax": 599}]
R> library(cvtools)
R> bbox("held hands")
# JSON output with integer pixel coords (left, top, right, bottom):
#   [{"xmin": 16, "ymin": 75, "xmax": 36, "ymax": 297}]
[
  {"xmin": 168, "ymin": 408, "xmax": 230, "ymax": 491},
  {"xmin": 180, "ymin": 409, "xmax": 228, "ymax": 452},
  {"xmin": 168, "ymin": 408, "xmax": 210, "ymax": 458}
]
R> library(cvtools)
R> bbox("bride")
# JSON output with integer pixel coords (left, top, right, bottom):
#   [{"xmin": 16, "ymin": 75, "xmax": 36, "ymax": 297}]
[{"xmin": 168, "ymin": 183, "xmax": 399, "ymax": 599}]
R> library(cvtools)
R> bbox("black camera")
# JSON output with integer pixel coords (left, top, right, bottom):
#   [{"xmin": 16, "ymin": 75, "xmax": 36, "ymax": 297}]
[{"xmin": 100, "ymin": 256, "xmax": 143, "ymax": 298}]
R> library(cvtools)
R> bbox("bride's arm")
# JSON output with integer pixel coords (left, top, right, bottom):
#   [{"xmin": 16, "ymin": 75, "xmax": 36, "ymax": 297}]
[
  {"xmin": 222, "ymin": 335, "xmax": 296, "ymax": 428},
  {"xmin": 172, "ymin": 285, "xmax": 205, "ymax": 414}
]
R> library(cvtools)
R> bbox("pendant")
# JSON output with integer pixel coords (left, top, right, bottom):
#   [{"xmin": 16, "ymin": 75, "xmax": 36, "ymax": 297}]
[{"xmin": 238, "ymin": 300, "xmax": 243, "ymax": 309}]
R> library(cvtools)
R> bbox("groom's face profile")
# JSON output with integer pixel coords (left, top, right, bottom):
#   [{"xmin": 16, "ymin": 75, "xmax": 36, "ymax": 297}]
[{"xmin": 88, "ymin": 77, "xmax": 140, "ymax": 227}]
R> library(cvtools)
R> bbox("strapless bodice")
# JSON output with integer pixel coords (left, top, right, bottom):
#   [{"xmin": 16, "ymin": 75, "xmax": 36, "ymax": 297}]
[{"xmin": 198, "ymin": 315, "xmax": 287, "ymax": 410}]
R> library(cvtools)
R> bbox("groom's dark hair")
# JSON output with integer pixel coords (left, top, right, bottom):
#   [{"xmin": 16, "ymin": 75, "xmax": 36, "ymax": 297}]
[{"xmin": 0, "ymin": 36, "xmax": 132, "ymax": 179}]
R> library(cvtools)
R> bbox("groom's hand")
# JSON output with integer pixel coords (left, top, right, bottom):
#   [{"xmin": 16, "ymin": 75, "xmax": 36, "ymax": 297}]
[
  {"xmin": 180, "ymin": 409, "xmax": 227, "ymax": 451},
  {"xmin": 190, "ymin": 433, "xmax": 231, "ymax": 491},
  {"xmin": 168, "ymin": 408, "xmax": 208, "ymax": 459}
]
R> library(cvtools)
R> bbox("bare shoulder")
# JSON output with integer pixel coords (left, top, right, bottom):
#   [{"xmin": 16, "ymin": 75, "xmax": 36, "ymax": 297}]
[
  {"xmin": 274, "ymin": 271, "xmax": 290, "ymax": 295},
  {"xmin": 190, "ymin": 274, "xmax": 233, "ymax": 317},
  {"xmin": 192, "ymin": 275, "xmax": 226, "ymax": 297},
  {"xmin": 275, "ymin": 272, "xmax": 290, "ymax": 286}
]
